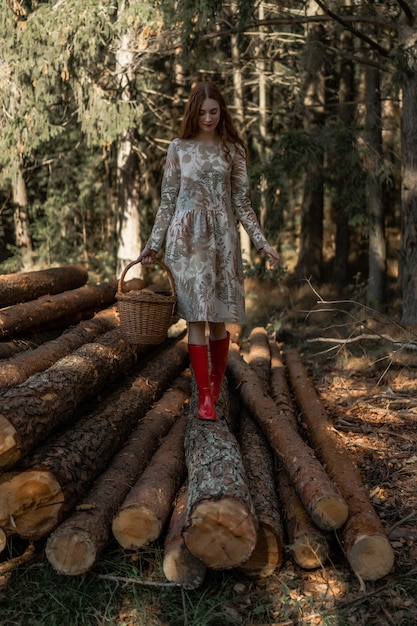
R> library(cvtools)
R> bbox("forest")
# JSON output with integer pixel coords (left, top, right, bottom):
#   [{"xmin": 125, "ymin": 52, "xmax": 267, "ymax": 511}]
[{"xmin": 1, "ymin": 0, "xmax": 417, "ymax": 324}]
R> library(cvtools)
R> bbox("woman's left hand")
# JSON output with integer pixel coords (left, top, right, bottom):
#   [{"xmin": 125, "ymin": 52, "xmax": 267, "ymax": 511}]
[{"xmin": 264, "ymin": 244, "xmax": 280, "ymax": 267}]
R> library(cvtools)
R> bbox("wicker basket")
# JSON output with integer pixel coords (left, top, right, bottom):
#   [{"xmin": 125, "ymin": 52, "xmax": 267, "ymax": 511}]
[{"xmin": 117, "ymin": 259, "xmax": 177, "ymax": 345}]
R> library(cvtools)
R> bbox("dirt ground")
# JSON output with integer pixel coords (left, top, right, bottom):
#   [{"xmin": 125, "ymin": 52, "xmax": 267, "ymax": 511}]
[{"xmin": 236, "ymin": 279, "xmax": 417, "ymax": 625}]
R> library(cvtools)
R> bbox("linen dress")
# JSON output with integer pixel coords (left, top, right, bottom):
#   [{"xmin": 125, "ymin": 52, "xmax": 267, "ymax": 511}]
[{"xmin": 145, "ymin": 138, "xmax": 268, "ymax": 323}]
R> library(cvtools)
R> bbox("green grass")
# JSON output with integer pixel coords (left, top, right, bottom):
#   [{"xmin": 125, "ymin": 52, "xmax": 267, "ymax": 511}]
[{"xmin": 1, "ymin": 539, "xmax": 417, "ymax": 626}]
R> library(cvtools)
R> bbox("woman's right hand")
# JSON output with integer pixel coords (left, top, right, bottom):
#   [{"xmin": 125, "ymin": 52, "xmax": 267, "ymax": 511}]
[{"xmin": 136, "ymin": 248, "xmax": 157, "ymax": 265}]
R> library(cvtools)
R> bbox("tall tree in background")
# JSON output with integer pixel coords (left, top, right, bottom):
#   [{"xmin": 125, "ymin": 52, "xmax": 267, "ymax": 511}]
[
  {"xmin": 115, "ymin": 6, "xmax": 142, "ymax": 279},
  {"xmin": 397, "ymin": 0, "xmax": 417, "ymax": 324},
  {"xmin": 332, "ymin": 9, "xmax": 357, "ymax": 285},
  {"xmin": 296, "ymin": 0, "xmax": 326, "ymax": 281},
  {"xmin": 364, "ymin": 54, "xmax": 386, "ymax": 309}
]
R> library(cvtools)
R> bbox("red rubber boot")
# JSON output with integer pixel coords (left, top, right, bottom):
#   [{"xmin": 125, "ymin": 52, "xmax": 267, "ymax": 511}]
[
  {"xmin": 209, "ymin": 331, "xmax": 230, "ymax": 403},
  {"xmin": 188, "ymin": 344, "xmax": 216, "ymax": 421}
]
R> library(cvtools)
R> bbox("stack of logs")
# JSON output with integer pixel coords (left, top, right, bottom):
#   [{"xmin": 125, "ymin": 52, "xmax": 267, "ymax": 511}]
[{"xmin": 0, "ymin": 266, "xmax": 395, "ymax": 589}]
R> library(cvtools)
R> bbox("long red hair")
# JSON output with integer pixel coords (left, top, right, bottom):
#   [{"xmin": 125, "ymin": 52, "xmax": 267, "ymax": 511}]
[{"xmin": 179, "ymin": 82, "xmax": 247, "ymax": 161}]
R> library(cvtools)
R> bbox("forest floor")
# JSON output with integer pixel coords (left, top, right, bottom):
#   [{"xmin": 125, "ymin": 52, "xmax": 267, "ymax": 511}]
[
  {"xmin": 232, "ymin": 274, "xmax": 417, "ymax": 626},
  {"xmin": 1, "ymin": 273, "xmax": 417, "ymax": 625}
]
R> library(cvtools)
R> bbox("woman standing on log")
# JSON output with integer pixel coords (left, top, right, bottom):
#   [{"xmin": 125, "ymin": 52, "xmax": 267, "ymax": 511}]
[{"xmin": 137, "ymin": 81, "xmax": 279, "ymax": 421}]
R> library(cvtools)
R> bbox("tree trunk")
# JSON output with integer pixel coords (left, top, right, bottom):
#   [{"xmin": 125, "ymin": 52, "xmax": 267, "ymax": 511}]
[
  {"xmin": 399, "ymin": 5, "xmax": 417, "ymax": 324},
  {"xmin": 0, "ymin": 307, "xmax": 119, "ymax": 392},
  {"xmin": 284, "ymin": 348, "xmax": 395, "ymax": 580},
  {"xmin": 227, "ymin": 345, "xmax": 348, "ymax": 531},
  {"xmin": 115, "ymin": 25, "xmax": 142, "ymax": 280},
  {"xmin": 12, "ymin": 167, "xmax": 33, "ymax": 270},
  {"xmin": 364, "ymin": 53, "xmax": 386, "ymax": 308},
  {"xmin": 230, "ymin": 12, "xmax": 251, "ymax": 269},
  {"xmin": 276, "ymin": 466, "xmax": 329, "ymax": 570},
  {"xmin": 236, "ymin": 412, "xmax": 284, "ymax": 578},
  {"xmin": 163, "ymin": 482, "xmax": 206, "ymax": 589},
  {"xmin": 0, "ymin": 282, "xmax": 117, "ymax": 338},
  {"xmin": 333, "ymin": 15, "xmax": 355, "ymax": 285},
  {"xmin": 183, "ymin": 382, "xmax": 257, "ymax": 570},
  {"xmin": 269, "ymin": 341, "xmax": 330, "ymax": 569},
  {"xmin": 0, "ymin": 329, "xmax": 63, "ymax": 360},
  {"xmin": 112, "ymin": 414, "xmax": 187, "ymax": 550},
  {"xmin": 235, "ymin": 327, "xmax": 283, "ymax": 578},
  {"xmin": 295, "ymin": 0, "xmax": 326, "ymax": 281},
  {"xmin": 0, "ymin": 328, "xmax": 147, "ymax": 470},
  {"xmin": 246, "ymin": 326, "xmax": 271, "ymax": 390},
  {"xmin": 46, "ymin": 373, "xmax": 190, "ymax": 575},
  {"xmin": 0, "ymin": 340, "xmax": 189, "ymax": 540},
  {"xmin": 0, "ymin": 528, "xmax": 6, "ymax": 555},
  {"xmin": 0, "ymin": 265, "xmax": 88, "ymax": 308}
]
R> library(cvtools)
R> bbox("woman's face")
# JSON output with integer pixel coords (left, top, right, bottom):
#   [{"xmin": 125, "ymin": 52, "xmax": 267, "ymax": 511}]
[{"xmin": 197, "ymin": 98, "xmax": 221, "ymax": 135}]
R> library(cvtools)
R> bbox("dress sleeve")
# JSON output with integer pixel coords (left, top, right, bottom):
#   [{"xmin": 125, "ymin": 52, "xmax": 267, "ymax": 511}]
[
  {"xmin": 231, "ymin": 146, "xmax": 268, "ymax": 251},
  {"xmin": 145, "ymin": 139, "xmax": 181, "ymax": 252}
]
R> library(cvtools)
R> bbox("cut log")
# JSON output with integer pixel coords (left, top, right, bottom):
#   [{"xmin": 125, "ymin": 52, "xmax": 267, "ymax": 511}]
[
  {"xmin": 0, "ymin": 328, "xmax": 146, "ymax": 470},
  {"xmin": 183, "ymin": 382, "xmax": 257, "ymax": 570},
  {"xmin": 269, "ymin": 341, "xmax": 330, "ymax": 570},
  {"xmin": 0, "ymin": 265, "xmax": 88, "ymax": 308},
  {"xmin": 112, "ymin": 413, "xmax": 187, "ymax": 550},
  {"xmin": 0, "ymin": 330, "xmax": 63, "ymax": 360},
  {"xmin": 0, "ymin": 281, "xmax": 117, "ymax": 338},
  {"xmin": 284, "ymin": 348, "xmax": 395, "ymax": 581},
  {"xmin": 163, "ymin": 482, "xmax": 206, "ymax": 589},
  {"xmin": 0, "ymin": 339, "xmax": 189, "ymax": 540},
  {"xmin": 0, "ymin": 307, "xmax": 120, "ymax": 392},
  {"xmin": 277, "ymin": 466, "xmax": 329, "ymax": 569},
  {"xmin": 0, "ymin": 528, "xmax": 6, "ymax": 554},
  {"xmin": 236, "ymin": 412, "xmax": 284, "ymax": 578},
  {"xmin": 245, "ymin": 326, "xmax": 271, "ymax": 389},
  {"xmin": 45, "ymin": 373, "xmax": 190, "ymax": 575},
  {"xmin": 235, "ymin": 328, "xmax": 284, "ymax": 578},
  {"xmin": 227, "ymin": 345, "xmax": 349, "ymax": 531}
]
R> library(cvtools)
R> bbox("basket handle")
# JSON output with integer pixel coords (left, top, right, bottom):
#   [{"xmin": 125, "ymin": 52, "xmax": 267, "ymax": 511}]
[{"xmin": 117, "ymin": 259, "xmax": 176, "ymax": 296}]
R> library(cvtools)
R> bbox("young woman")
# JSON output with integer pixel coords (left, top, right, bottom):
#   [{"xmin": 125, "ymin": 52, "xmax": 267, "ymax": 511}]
[{"xmin": 137, "ymin": 81, "xmax": 280, "ymax": 421}]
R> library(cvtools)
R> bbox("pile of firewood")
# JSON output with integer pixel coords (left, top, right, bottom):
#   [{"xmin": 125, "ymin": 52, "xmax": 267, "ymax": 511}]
[{"xmin": 0, "ymin": 266, "xmax": 394, "ymax": 589}]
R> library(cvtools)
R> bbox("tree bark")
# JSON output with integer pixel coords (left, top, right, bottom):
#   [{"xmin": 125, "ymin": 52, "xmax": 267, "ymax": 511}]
[
  {"xmin": 45, "ymin": 373, "xmax": 190, "ymax": 575},
  {"xmin": 163, "ymin": 482, "xmax": 206, "ymax": 589},
  {"xmin": 0, "ymin": 265, "xmax": 88, "ymax": 308},
  {"xmin": 235, "ymin": 328, "xmax": 284, "ymax": 578},
  {"xmin": 227, "ymin": 344, "xmax": 348, "ymax": 531},
  {"xmin": 0, "ymin": 307, "xmax": 119, "ymax": 392},
  {"xmin": 333, "ymin": 15, "xmax": 355, "ymax": 285},
  {"xmin": 0, "ymin": 328, "xmax": 147, "ymax": 470},
  {"xmin": 0, "ymin": 282, "xmax": 117, "ymax": 338},
  {"xmin": 276, "ymin": 466, "xmax": 329, "ymax": 570},
  {"xmin": 295, "ymin": 0, "xmax": 326, "ymax": 281},
  {"xmin": 115, "ymin": 21, "xmax": 142, "ymax": 280},
  {"xmin": 236, "ymin": 411, "xmax": 284, "ymax": 578},
  {"xmin": 364, "ymin": 45, "xmax": 386, "ymax": 309},
  {"xmin": 112, "ymin": 414, "xmax": 187, "ymax": 550},
  {"xmin": 183, "ymin": 382, "xmax": 257, "ymax": 570},
  {"xmin": 12, "ymin": 167, "xmax": 33, "ymax": 270},
  {"xmin": 0, "ymin": 330, "xmax": 63, "ymax": 360},
  {"xmin": 284, "ymin": 348, "xmax": 395, "ymax": 580},
  {"xmin": 0, "ymin": 340, "xmax": 189, "ymax": 540},
  {"xmin": 269, "ymin": 342, "xmax": 330, "ymax": 569},
  {"xmin": 398, "ymin": 4, "xmax": 417, "ymax": 324}
]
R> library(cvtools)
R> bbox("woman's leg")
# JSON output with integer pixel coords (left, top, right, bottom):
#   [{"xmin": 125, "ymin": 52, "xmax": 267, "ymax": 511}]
[
  {"xmin": 208, "ymin": 322, "xmax": 227, "ymax": 341},
  {"xmin": 208, "ymin": 322, "xmax": 230, "ymax": 403},
  {"xmin": 187, "ymin": 321, "xmax": 207, "ymax": 345},
  {"xmin": 187, "ymin": 321, "xmax": 216, "ymax": 420}
]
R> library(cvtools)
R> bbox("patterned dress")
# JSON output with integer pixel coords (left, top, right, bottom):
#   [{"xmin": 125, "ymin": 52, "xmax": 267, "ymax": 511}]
[{"xmin": 145, "ymin": 138, "xmax": 268, "ymax": 323}]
